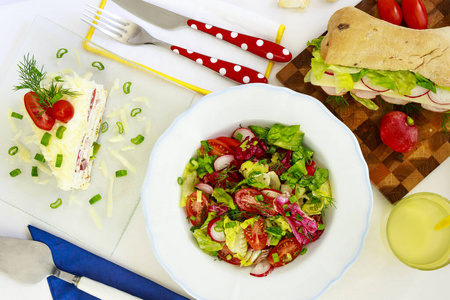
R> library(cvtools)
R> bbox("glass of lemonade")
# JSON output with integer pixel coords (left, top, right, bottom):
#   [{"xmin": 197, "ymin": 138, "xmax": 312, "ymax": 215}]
[{"xmin": 386, "ymin": 192, "xmax": 450, "ymax": 270}]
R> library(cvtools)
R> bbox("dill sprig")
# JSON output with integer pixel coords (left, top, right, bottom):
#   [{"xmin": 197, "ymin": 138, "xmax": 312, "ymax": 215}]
[
  {"xmin": 325, "ymin": 95, "xmax": 349, "ymax": 114},
  {"xmin": 13, "ymin": 54, "xmax": 79, "ymax": 109},
  {"xmin": 442, "ymin": 112, "xmax": 450, "ymax": 134}
]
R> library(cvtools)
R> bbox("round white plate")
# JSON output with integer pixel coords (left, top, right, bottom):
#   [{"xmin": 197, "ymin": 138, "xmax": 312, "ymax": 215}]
[{"xmin": 141, "ymin": 84, "xmax": 373, "ymax": 300}]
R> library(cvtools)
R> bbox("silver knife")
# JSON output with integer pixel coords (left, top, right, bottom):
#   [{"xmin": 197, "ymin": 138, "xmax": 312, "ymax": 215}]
[{"xmin": 112, "ymin": 0, "xmax": 292, "ymax": 62}]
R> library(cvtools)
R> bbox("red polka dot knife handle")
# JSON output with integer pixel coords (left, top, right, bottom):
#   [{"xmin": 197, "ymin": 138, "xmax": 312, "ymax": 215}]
[
  {"xmin": 171, "ymin": 46, "xmax": 268, "ymax": 84},
  {"xmin": 187, "ymin": 20, "xmax": 292, "ymax": 63}
]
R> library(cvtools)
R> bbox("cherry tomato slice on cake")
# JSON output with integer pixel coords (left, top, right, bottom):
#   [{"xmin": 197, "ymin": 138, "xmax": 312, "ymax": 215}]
[
  {"xmin": 243, "ymin": 217, "xmax": 268, "ymax": 250},
  {"xmin": 53, "ymin": 100, "xmax": 74, "ymax": 123},
  {"xmin": 378, "ymin": 0, "xmax": 403, "ymax": 25},
  {"xmin": 402, "ymin": 0, "xmax": 428, "ymax": 29},
  {"xmin": 186, "ymin": 191, "xmax": 209, "ymax": 226},
  {"xmin": 268, "ymin": 237, "xmax": 302, "ymax": 267},
  {"xmin": 24, "ymin": 91, "xmax": 55, "ymax": 131}
]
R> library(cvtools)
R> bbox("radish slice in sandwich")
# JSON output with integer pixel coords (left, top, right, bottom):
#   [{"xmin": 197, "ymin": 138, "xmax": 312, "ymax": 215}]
[
  {"xmin": 404, "ymin": 86, "xmax": 429, "ymax": 98},
  {"xmin": 232, "ymin": 127, "xmax": 255, "ymax": 142},
  {"xmin": 321, "ymin": 86, "xmax": 346, "ymax": 96},
  {"xmin": 421, "ymin": 103, "xmax": 449, "ymax": 112},
  {"xmin": 428, "ymin": 87, "xmax": 450, "ymax": 105},
  {"xmin": 361, "ymin": 76, "xmax": 389, "ymax": 92},
  {"xmin": 351, "ymin": 89, "xmax": 379, "ymax": 99},
  {"xmin": 195, "ymin": 183, "xmax": 214, "ymax": 195},
  {"xmin": 250, "ymin": 259, "xmax": 274, "ymax": 277},
  {"xmin": 213, "ymin": 154, "xmax": 234, "ymax": 171},
  {"xmin": 207, "ymin": 217, "xmax": 225, "ymax": 243},
  {"xmin": 380, "ymin": 95, "xmax": 410, "ymax": 105}
]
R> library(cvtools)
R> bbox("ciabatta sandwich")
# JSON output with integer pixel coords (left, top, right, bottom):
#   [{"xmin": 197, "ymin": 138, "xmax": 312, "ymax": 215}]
[{"xmin": 305, "ymin": 6, "xmax": 450, "ymax": 112}]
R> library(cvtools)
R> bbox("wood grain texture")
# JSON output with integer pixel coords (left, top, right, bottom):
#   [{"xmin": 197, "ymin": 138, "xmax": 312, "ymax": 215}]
[{"xmin": 276, "ymin": 0, "xmax": 450, "ymax": 203}]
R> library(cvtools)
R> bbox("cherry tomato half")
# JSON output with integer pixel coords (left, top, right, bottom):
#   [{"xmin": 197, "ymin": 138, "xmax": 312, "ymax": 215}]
[
  {"xmin": 402, "ymin": 0, "xmax": 428, "ymax": 29},
  {"xmin": 378, "ymin": 0, "xmax": 403, "ymax": 25},
  {"xmin": 243, "ymin": 217, "xmax": 268, "ymax": 250},
  {"xmin": 217, "ymin": 244, "xmax": 241, "ymax": 265},
  {"xmin": 186, "ymin": 191, "xmax": 209, "ymax": 226},
  {"xmin": 234, "ymin": 188, "xmax": 278, "ymax": 217},
  {"xmin": 216, "ymin": 136, "xmax": 241, "ymax": 150},
  {"xmin": 24, "ymin": 91, "xmax": 55, "ymax": 131},
  {"xmin": 53, "ymin": 100, "xmax": 74, "ymax": 123},
  {"xmin": 201, "ymin": 139, "xmax": 234, "ymax": 156},
  {"xmin": 268, "ymin": 237, "xmax": 302, "ymax": 267}
]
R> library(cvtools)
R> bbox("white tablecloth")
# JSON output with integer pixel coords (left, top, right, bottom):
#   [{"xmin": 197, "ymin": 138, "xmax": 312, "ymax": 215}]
[{"xmin": 0, "ymin": 0, "xmax": 449, "ymax": 299}]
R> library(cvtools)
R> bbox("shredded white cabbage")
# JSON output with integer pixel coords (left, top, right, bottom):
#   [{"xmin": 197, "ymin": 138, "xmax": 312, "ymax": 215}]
[
  {"xmin": 88, "ymin": 206, "xmax": 103, "ymax": 229},
  {"xmin": 107, "ymin": 175, "xmax": 114, "ymax": 218},
  {"xmin": 110, "ymin": 149, "xmax": 136, "ymax": 173}
]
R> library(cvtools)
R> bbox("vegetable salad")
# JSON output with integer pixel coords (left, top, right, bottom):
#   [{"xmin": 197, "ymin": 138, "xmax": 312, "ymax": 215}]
[{"xmin": 179, "ymin": 124, "xmax": 334, "ymax": 277}]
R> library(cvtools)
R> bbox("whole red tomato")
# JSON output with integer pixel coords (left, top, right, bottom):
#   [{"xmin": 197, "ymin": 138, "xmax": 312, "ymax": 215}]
[
  {"xmin": 378, "ymin": 0, "xmax": 403, "ymax": 25},
  {"xmin": 402, "ymin": 0, "xmax": 428, "ymax": 29}
]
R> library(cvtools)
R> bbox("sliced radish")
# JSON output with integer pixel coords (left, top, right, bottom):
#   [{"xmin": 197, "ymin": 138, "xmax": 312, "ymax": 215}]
[
  {"xmin": 421, "ymin": 103, "xmax": 449, "ymax": 112},
  {"xmin": 280, "ymin": 184, "xmax": 292, "ymax": 194},
  {"xmin": 250, "ymin": 259, "xmax": 274, "ymax": 277},
  {"xmin": 213, "ymin": 154, "xmax": 234, "ymax": 171},
  {"xmin": 380, "ymin": 94, "xmax": 410, "ymax": 105},
  {"xmin": 350, "ymin": 89, "xmax": 379, "ymax": 99},
  {"xmin": 232, "ymin": 127, "xmax": 255, "ymax": 142},
  {"xmin": 428, "ymin": 87, "xmax": 450, "ymax": 105},
  {"xmin": 321, "ymin": 86, "xmax": 346, "ymax": 96},
  {"xmin": 207, "ymin": 217, "xmax": 225, "ymax": 243},
  {"xmin": 324, "ymin": 70, "xmax": 334, "ymax": 76},
  {"xmin": 261, "ymin": 189, "xmax": 282, "ymax": 198},
  {"xmin": 404, "ymin": 86, "xmax": 429, "ymax": 98},
  {"xmin": 195, "ymin": 183, "xmax": 214, "ymax": 195},
  {"xmin": 361, "ymin": 76, "xmax": 389, "ymax": 92}
]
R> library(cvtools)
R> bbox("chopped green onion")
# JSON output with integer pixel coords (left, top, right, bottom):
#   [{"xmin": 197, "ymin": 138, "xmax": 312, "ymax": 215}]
[
  {"xmin": 205, "ymin": 164, "xmax": 214, "ymax": 174},
  {"xmin": 92, "ymin": 142, "xmax": 101, "ymax": 156},
  {"xmin": 130, "ymin": 134, "xmax": 144, "ymax": 145},
  {"xmin": 115, "ymin": 170, "xmax": 127, "ymax": 177},
  {"xmin": 289, "ymin": 195, "xmax": 297, "ymax": 203},
  {"xmin": 285, "ymin": 211, "xmax": 292, "ymax": 217},
  {"xmin": 272, "ymin": 253, "xmax": 280, "ymax": 263},
  {"xmin": 31, "ymin": 166, "xmax": 38, "ymax": 177},
  {"xmin": 54, "ymin": 75, "xmax": 63, "ymax": 82},
  {"xmin": 56, "ymin": 126, "xmax": 66, "ymax": 139},
  {"xmin": 9, "ymin": 168, "xmax": 21, "ymax": 177},
  {"xmin": 11, "ymin": 112, "xmax": 23, "ymax": 119},
  {"xmin": 201, "ymin": 140, "xmax": 212, "ymax": 153},
  {"xmin": 100, "ymin": 122, "xmax": 109, "ymax": 133},
  {"xmin": 130, "ymin": 107, "xmax": 142, "ymax": 117},
  {"xmin": 318, "ymin": 223, "xmax": 325, "ymax": 230},
  {"xmin": 123, "ymin": 81, "xmax": 132, "ymax": 94},
  {"xmin": 56, "ymin": 48, "xmax": 68, "ymax": 58},
  {"xmin": 89, "ymin": 194, "xmax": 102, "ymax": 205},
  {"xmin": 190, "ymin": 216, "xmax": 196, "ymax": 221},
  {"xmin": 40, "ymin": 132, "xmax": 52, "ymax": 146},
  {"xmin": 226, "ymin": 254, "xmax": 232, "ymax": 261},
  {"xmin": 50, "ymin": 92, "xmax": 63, "ymax": 105},
  {"xmin": 116, "ymin": 122, "xmax": 124, "ymax": 134},
  {"xmin": 34, "ymin": 153, "xmax": 46, "ymax": 163},
  {"xmin": 295, "ymin": 214, "xmax": 303, "ymax": 222},
  {"xmin": 255, "ymin": 194, "xmax": 264, "ymax": 202},
  {"xmin": 177, "ymin": 177, "xmax": 184, "ymax": 185},
  {"xmin": 8, "ymin": 146, "xmax": 19, "ymax": 156},
  {"xmin": 235, "ymin": 132, "xmax": 243, "ymax": 141},
  {"xmin": 50, "ymin": 198, "xmax": 62, "ymax": 209},
  {"xmin": 300, "ymin": 248, "xmax": 308, "ymax": 255},
  {"xmin": 55, "ymin": 154, "xmax": 63, "ymax": 168},
  {"xmin": 92, "ymin": 61, "xmax": 105, "ymax": 70}
]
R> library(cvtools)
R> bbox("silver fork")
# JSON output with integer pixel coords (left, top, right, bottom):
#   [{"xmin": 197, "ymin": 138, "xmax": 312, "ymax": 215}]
[{"xmin": 82, "ymin": 4, "xmax": 267, "ymax": 85}]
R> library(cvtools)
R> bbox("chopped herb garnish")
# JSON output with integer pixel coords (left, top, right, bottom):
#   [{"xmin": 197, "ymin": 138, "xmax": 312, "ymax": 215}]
[
  {"xmin": 11, "ymin": 112, "xmax": 23, "ymax": 119},
  {"xmin": 9, "ymin": 168, "xmax": 21, "ymax": 177},
  {"xmin": 55, "ymin": 154, "xmax": 63, "ymax": 168},
  {"xmin": 130, "ymin": 107, "xmax": 142, "ymax": 117},
  {"xmin": 318, "ymin": 223, "xmax": 325, "ymax": 230},
  {"xmin": 31, "ymin": 166, "xmax": 38, "ymax": 177},
  {"xmin": 8, "ymin": 146, "xmax": 19, "ymax": 156},
  {"xmin": 123, "ymin": 81, "xmax": 132, "ymax": 94},
  {"xmin": 50, "ymin": 198, "xmax": 62, "ymax": 209},
  {"xmin": 272, "ymin": 253, "xmax": 280, "ymax": 263},
  {"xmin": 177, "ymin": 177, "xmax": 184, "ymax": 185},
  {"xmin": 100, "ymin": 122, "xmax": 109, "ymax": 133},
  {"xmin": 116, "ymin": 122, "xmax": 124, "ymax": 134},
  {"xmin": 89, "ymin": 194, "xmax": 102, "ymax": 205},
  {"xmin": 131, "ymin": 134, "xmax": 144, "ymax": 145},
  {"xmin": 91, "ymin": 61, "xmax": 104, "ymax": 70},
  {"xmin": 56, "ymin": 126, "xmax": 66, "ymax": 139},
  {"xmin": 34, "ymin": 153, "xmax": 46, "ymax": 163},
  {"xmin": 56, "ymin": 48, "xmax": 68, "ymax": 58},
  {"xmin": 40, "ymin": 132, "xmax": 52, "ymax": 146},
  {"xmin": 300, "ymin": 248, "xmax": 307, "ymax": 255},
  {"xmin": 115, "ymin": 170, "xmax": 128, "ymax": 177}
]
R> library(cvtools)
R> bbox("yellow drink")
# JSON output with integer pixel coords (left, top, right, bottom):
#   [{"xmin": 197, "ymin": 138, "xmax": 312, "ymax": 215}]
[{"xmin": 386, "ymin": 192, "xmax": 450, "ymax": 270}]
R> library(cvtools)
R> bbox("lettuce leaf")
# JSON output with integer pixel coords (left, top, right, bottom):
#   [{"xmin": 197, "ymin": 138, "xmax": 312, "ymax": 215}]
[
  {"xmin": 267, "ymin": 124, "xmax": 304, "ymax": 151},
  {"xmin": 350, "ymin": 92, "xmax": 379, "ymax": 110},
  {"xmin": 224, "ymin": 216, "xmax": 248, "ymax": 260},
  {"xmin": 212, "ymin": 188, "xmax": 236, "ymax": 210}
]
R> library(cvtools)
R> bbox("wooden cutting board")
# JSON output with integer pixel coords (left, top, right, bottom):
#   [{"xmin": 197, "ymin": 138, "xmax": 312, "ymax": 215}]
[{"xmin": 276, "ymin": 0, "xmax": 450, "ymax": 204}]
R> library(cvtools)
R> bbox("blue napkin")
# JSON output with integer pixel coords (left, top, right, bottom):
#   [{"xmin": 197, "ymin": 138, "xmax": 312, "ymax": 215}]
[{"xmin": 28, "ymin": 225, "xmax": 188, "ymax": 300}]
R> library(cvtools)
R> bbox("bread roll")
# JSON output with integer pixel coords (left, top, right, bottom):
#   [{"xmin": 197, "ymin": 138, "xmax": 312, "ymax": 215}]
[{"xmin": 320, "ymin": 7, "xmax": 450, "ymax": 87}]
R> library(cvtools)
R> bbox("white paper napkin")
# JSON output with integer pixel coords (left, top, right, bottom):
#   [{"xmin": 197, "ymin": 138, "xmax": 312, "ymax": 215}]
[{"xmin": 88, "ymin": 0, "xmax": 283, "ymax": 93}]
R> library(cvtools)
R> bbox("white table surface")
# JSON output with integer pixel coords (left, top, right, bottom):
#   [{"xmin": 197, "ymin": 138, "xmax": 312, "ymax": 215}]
[{"xmin": 0, "ymin": 0, "xmax": 449, "ymax": 299}]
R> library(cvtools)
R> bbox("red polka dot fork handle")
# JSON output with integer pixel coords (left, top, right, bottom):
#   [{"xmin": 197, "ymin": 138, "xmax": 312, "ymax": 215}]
[{"xmin": 171, "ymin": 46, "xmax": 268, "ymax": 84}]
